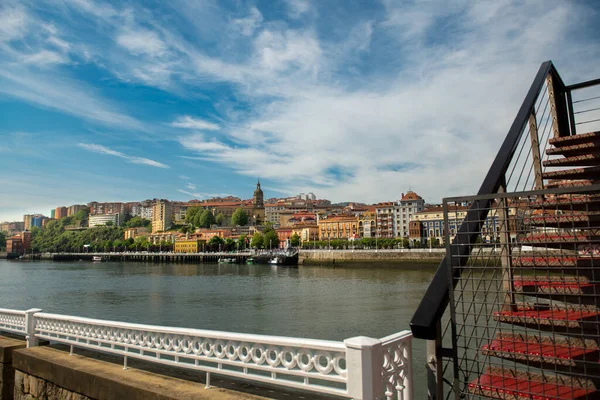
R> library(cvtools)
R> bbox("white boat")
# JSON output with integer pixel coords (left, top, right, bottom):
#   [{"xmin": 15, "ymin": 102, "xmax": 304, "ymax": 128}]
[
  {"xmin": 92, "ymin": 256, "xmax": 103, "ymax": 262},
  {"xmin": 268, "ymin": 257, "xmax": 280, "ymax": 265}
]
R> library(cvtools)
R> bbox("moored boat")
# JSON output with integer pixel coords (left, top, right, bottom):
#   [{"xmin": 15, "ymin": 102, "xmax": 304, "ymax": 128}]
[{"xmin": 92, "ymin": 256, "xmax": 103, "ymax": 262}]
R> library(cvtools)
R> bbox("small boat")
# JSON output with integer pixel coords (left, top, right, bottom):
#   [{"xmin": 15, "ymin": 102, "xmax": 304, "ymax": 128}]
[
  {"xmin": 218, "ymin": 258, "xmax": 236, "ymax": 264},
  {"xmin": 246, "ymin": 258, "xmax": 254, "ymax": 264},
  {"xmin": 268, "ymin": 257, "xmax": 280, "ymax": 265},
  {"xmin": 92, "ymin": 256, "xmax": 103, "ymax": 262}
]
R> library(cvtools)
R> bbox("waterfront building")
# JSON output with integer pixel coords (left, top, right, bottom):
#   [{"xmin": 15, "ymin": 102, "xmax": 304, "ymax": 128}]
[
  {"xmin": 174, "ymin": 238, "xmax": 206, "ymax": 253},
  {"xmin": 148, "ymin": 232, "xmax": 179, "ymax": 245},
  {"xmin": 88, "ymin": 213, "xmax": 121, "ymax": 228},
  {"xmin": 21, "ymin": 231, "xmax": 32, "ymax": 251},
  {"xmin": 50, "ymin": 209, "xmax": 55, "ymax": 219},
  {"xmin": 394, "ymin": 191, "xmax": 425, "ymax": 238},
  {"xmin": 318, "ymin": 216, "xmax": 359, "ymax": 240},
  {"xmin": 290, "ymin": 223, "xmax": 319, "ymax": 244},
  {"xmin": 54, "ymin": 206, "xmax": 68, "ymax": 219},
  {"xmin": 358, "ymin": 210, "xmax": 376, "ymax": 238},
  {"xmin": 151, "ymin": 200, "xmax": 173, "ymax": 233},
  {"xmin": 193, "ymin": 228, "xmax": 232, "ymax": 240},
  {"xmin": 275, "ymin": 227, "xmax": 293, "ymax": 247},
  {"xmin": 252, "ymin": 181, "xmax": 265, "ymax": 225},
  {"xmin": 6, "ymin": 236, "xmax": 23, "ymax": 254},
  {"xmin": 410, "ymin": 205, "xmax": 499, "ymax": 246},
  {"xmin": 374, "ymin": 202, "xmax": 395, "ymax": 238}
]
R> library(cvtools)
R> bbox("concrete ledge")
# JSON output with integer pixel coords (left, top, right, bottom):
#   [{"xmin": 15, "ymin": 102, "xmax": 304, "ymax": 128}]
[
  {"xmin": 0, "ymin": 335, "xmax": 26, "ymax": 400},
  {"xmin": 0, "ymin": 336, "xmax": 26, "ymax": 364},
  {"xmin": 13, "ymin": 346, "xmax": 271, "ymax": 400}
]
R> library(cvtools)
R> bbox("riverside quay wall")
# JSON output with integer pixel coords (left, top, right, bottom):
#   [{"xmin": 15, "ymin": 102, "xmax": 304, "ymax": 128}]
[{"xmin": 299, "ymin": 249, "xmax": 445, "ymax": 265}]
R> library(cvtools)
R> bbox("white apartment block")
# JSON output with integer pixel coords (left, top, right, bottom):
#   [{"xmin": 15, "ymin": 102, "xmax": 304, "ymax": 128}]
[
  {"xmin": 88, "ymin": 213, "xmax": 121, "ymax": 228},
  {"xmin": 394, "ymin": 191, "xmax": 425, "ymax": 238}
]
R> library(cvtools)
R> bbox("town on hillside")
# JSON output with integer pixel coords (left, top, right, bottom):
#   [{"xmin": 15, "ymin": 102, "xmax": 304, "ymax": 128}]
[{"xmin": 1, "ymin": 181, "xmax": 499, "ymax": 255}]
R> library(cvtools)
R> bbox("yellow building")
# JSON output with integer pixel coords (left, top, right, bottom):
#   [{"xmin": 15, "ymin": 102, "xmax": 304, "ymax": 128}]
[
  {"xmin": 291, "ymin": 223, "xmax": 319, "ymax": 243},
  {"xmin": 152, "ymin": 200, "xmax": 173, "ymax": 233},
  {"xmin": 318, "ymin": 216, "xmax": 359, "ymax": 240},
  {"xmin": 174, "ymin": 239, "xmax": 205, "ymax": 253}
]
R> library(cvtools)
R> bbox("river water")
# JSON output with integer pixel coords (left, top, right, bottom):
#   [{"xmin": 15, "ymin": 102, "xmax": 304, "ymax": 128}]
[{"xmin": 0, "ymin": 259, "xmax": 436, "ymax": 398}]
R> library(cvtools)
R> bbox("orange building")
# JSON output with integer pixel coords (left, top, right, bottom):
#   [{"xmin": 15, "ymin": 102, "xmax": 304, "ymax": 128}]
[
  {"xmin": 318, "ymin": 216, "xmax": 359, "ymax": 240},
  {"xmin": 55, "ymin": 206, "xmax": 68, "ymax": 219}
]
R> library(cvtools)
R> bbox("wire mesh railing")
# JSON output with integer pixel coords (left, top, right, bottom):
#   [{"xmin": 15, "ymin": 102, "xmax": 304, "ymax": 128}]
[
  {"xmin": 444, "ymin": 185, "xmax": 600, "ymax": 399},
  {"xmin": 411, "ymin": 61, "xmax": 600, "ymax": 399}
]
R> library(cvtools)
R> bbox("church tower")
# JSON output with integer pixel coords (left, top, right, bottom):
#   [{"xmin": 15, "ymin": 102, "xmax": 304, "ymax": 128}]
[{"xmin": 252, "ymin": 180, "xmax": 265, "ymax": 225}]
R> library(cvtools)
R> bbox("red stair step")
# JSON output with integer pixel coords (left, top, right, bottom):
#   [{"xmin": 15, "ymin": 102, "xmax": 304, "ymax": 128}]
[
  {"xmin": 481, "ymin": 333, "xmax": 600, "ymax": 367},
  {"xmin": 521, "ymin": 232, "xmax": 600, "ymax": 249},
  {"xmin": 546, "ymin": 142, "xmax": 600, "ymax": 157},
  {"xmin": 545, "ymin": 179, "xmax": 599, "ymax": 189},
  {"xmin": 512, "ymin": 255, "xmax": 596, "ymax": 268},
  {"xmin": 530, "ymin": 195, "xmax": 600, "ymax": 211},
  {"xmin": 543, "ymin": 154, "xmax": 600, "ymax": 167},
  {"xmin": 468, "ymin": 367, "xmax": 597, "ymax": 399},
  {"xmin": 542, "ymin": 166, "xmax": 600, "ymax": 181},
  {"xmin": 513, "ymin": 275, "xmax": 597, "ymax": 295},
  {"xmin": 494, "ymin": 304, "xmax": 600, "ymax": 332},
  {"xmin": 549, "ymin": 131, "xmax": 600, "ymax": 147},
  {"xmin": 525, "ymin": 212, "xmax": 600, "ymax": 228}
]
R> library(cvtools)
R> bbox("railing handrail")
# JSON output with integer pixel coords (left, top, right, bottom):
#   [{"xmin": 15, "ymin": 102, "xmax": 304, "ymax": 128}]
[
  {"xmin": 0, "ymin": 307, "xmax": 414, "ymax": 399},
  {"xmin": 410, "ymin": 60, "xmax": 568, "ymax": 340},
  {"xmin": 34, "ymin": 312, "xmax": 345, "ymax": 351}
]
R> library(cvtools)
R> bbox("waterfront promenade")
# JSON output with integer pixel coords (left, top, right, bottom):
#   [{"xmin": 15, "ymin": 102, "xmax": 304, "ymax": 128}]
[{"xmin": 13, "ymin": 248, "xmax": 446, "ymax": 264}]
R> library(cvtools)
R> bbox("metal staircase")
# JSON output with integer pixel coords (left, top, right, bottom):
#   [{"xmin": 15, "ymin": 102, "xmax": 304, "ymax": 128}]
[{"xmin": 410, "ymin": 61, "xmax": 600, "ymax": 399}]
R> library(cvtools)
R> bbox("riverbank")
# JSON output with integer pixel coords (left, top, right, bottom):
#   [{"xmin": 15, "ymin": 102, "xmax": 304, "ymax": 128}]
[{"xmin": 299, "ymin": 249, "xmax": 444, "ymax": 265}]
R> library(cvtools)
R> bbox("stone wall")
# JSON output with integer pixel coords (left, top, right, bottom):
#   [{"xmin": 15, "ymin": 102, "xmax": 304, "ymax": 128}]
[
  {"xmin": 299, "ymin": 249, "xmax": 444, "ymax": 265},
  {"xmin": 0, "ymin": 336, "xmax": 26, "ymax": 400},
  {"xmin": 14, "ymin": 370, "xmax": 92, "ymax": 400}
]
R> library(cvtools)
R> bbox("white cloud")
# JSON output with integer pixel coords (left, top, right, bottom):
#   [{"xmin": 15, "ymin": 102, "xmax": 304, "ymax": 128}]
[
  {"xmin": 254, "ymin": 29, "xmax": 322, "ymax": 74},
  {"xmin": 116, "ymin": 28, "xmax": 167, "ymax": 56},
  {"xmin": 171, "ymin": 116, "xmax": 220, "ymax": 131},
  {"xmin": 77, "ymin": 143, "xmax": 169, "ymax": 168},
  {"xmin": 21, "ymin": 50, "xmax": 69, "ymax": 65},
  {"xmin": 0, "ymin": 68, "xmax": 143, "ymax": 129},
  {"xmin": 176, "ymin": 0, "xmax": 599, "ymax": 204},
  {"xmin": 285, "ymin": 0, "xmax": 311, "ymax": 19},
  {"xmin": 233, "ymin": 7, "xmax": 263, "ymax": 36},
  {"xmin": 176, "ymin": 189, "xmax": 232, "ymax": 199},
  {"xmin": 0, "ymin": 6, "xmax": 28, "ymax": 42}
]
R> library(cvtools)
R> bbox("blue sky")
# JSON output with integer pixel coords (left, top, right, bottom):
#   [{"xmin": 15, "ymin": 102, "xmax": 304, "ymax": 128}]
[{"xmin": 1, "ymin": 0, "xmax": 599, "ymax": 221}]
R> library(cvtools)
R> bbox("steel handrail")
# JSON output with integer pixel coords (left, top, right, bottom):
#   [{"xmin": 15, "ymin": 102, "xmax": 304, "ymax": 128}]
[{"xmin": 409, "ymin": 60, "xmax": 568, "ymax": 340}]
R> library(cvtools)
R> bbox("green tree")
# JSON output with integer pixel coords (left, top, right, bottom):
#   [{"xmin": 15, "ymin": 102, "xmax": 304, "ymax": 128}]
[
  {"xmin": 231, "ymin": 208, "xmax": 249, "ymax": 226},
  {"xmin": 185, "ymin": 207, "xmax": 201, "ymax": 226},
  {"xmin": 215, "ymin": 213, "xmax": 225, "ymax": 226},
  {"xmin": 224, "ymin": 238, "xmax": 236, "ymax": 251},
  {"xmin": 290, "ymin": 233, "xmax": 301, "ymax": 247},
  {"xmin": 73, "ymin": 207, "xmax": 89, "ymax": 221},
  {"xmin": 263, "ymin": 230, "xmax": 279, "ymax": 250},
  {"xmin": 196, "ymin": 210, "xmax": 216, "ymax": 228},
  {"xmin": 250, "ymin": 232, "xmax": 264, "ymax": 249},
  {"xmin": 0, "ymin": 232, "xmax": 5, "ymax": 251},
  {"xmin": 124, "ymin": 216, "xmax": 151, "ymax": 229},
  {"xmin": 237, "ymin": 234, "xmax": 248, "ymax": 250}
]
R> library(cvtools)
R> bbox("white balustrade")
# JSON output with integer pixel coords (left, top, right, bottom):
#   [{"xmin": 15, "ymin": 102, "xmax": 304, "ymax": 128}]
[
  {"xmin": 0, "ymin": 307, "xmax": 413, "ymax": 399},
  {"xmin": 0, "ymin": 308, "xmax": 26, "ymax": 335}
]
